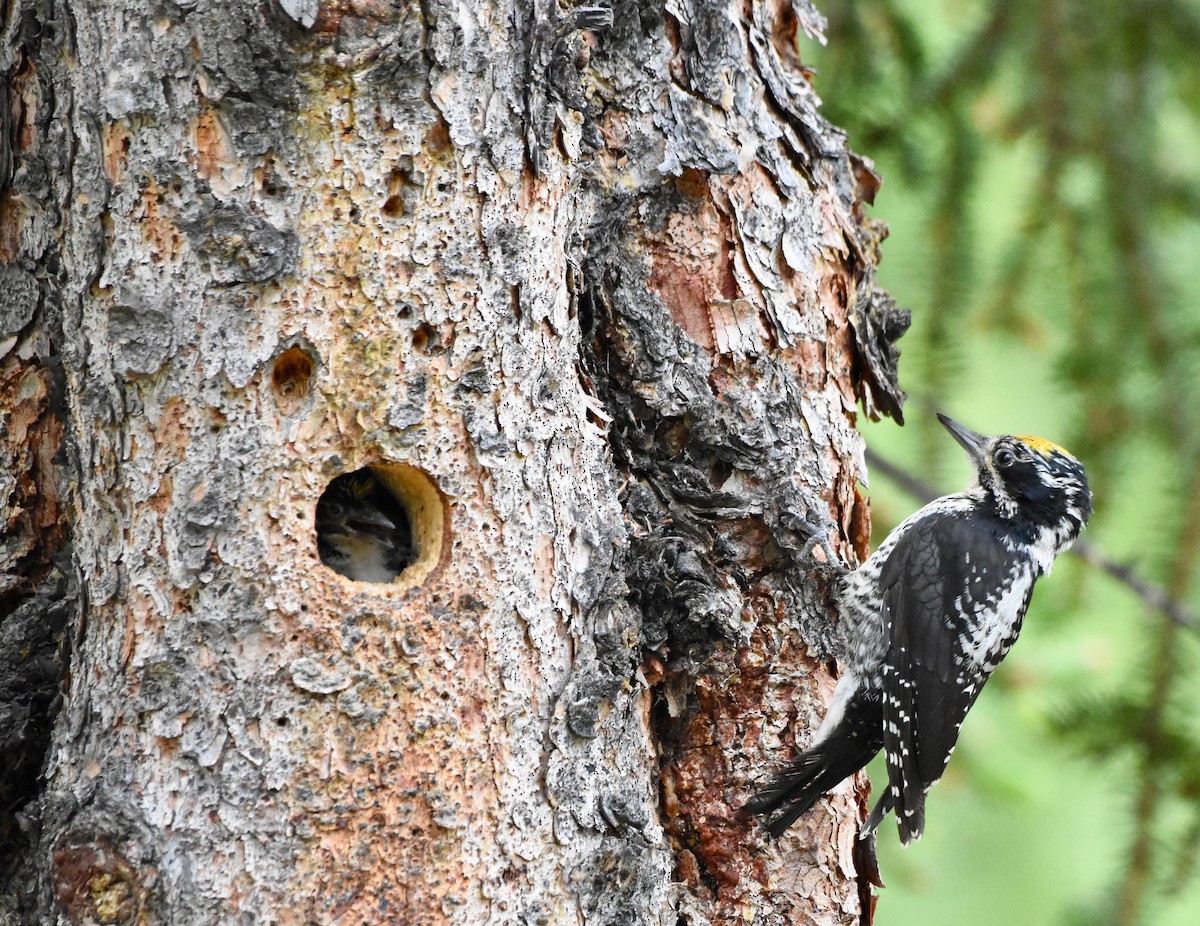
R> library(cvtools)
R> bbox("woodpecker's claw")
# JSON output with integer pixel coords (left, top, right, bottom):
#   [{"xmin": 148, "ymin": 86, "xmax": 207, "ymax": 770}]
[
  {"xmin": 856, "ymin": 828, "xmax": 885, "ymax": 888},
  {"xmin": 800, "ymin": 527, "xmax": 848, "ymax": 577}
]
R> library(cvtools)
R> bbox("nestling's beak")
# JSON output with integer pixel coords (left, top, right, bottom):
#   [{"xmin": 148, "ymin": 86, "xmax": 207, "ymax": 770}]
[
  {"xmin": 937, "ymin": 413, "xmax": 989, "ymax": 466},
  {"xmin": 347, "ymin": 508, "xmax": 397, "ymax": 540}
]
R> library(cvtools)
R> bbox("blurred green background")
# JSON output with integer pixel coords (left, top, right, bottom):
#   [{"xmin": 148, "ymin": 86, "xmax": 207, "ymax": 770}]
[{"xmin": 803, "ymin": 1, "xmax": 1200, "ymax": 923}]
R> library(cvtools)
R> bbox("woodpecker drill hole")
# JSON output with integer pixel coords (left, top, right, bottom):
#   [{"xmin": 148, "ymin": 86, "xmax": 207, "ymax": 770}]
[
  {"xmin": 271, "ymin": 345, "xmax": 316, "ymax": 406},
  {"xmin": 411, "ymin": 323, "xmax": 435, "ymax": 354},
  {"xmin": 382, "ymin": 194, "xmax": 404, "ymax": 218},
  {"xmin": 314, "ymin": 464, "xmax": 447, "ymax": 587}
]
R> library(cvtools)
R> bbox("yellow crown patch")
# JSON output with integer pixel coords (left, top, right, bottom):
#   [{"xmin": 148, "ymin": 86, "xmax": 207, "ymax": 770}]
[
  {"xmin": 348, "ymin": 472, "xmax": 377, "ymax": 497},
  {"xmin": 1016, "ymin": 435, "xmax": 1070, "ymax": 457}
]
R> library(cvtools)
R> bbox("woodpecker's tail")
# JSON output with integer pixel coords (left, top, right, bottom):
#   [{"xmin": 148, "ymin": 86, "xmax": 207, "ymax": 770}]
[{"xmin": 743, "ymin": 688, "xmax": 883, "ymax": 838}]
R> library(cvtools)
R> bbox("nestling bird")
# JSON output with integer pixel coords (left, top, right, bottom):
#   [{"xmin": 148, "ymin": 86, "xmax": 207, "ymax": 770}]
[
  {"xmin": 315, "ymin": 468, "xmax": 417, "ymax": 583},
  {"xmin": 745, "ymin": 414, "xmax": 1091, "ymax": 843}
]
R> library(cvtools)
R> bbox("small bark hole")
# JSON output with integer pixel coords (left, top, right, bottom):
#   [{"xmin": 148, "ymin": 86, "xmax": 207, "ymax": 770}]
[
  {"xmin": 315, "ymin": 464, "xmax": 447, "ymax": 588},
  {"xmin": 382, "ymin": 194, "xmax": 404, "ymax": 218},
  {"xmin": 710, "ymin": 459, "xmax": 732, "ymax": 489},
  {"xmin": 411, "ymin": 323, "xmax": 435, "ymax": 353},
  {"xmin": 382, "ymin": 159, "xmax": 418, "ymax": 218},
  {"xmin": 272, "ymin": 346, "xmax": 316, "ymax": 404}
]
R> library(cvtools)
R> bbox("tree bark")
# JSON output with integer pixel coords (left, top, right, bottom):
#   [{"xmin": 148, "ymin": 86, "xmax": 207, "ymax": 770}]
[{"xmin": 0, "ymin": 1, "xmax": 905, "ymax": 924}]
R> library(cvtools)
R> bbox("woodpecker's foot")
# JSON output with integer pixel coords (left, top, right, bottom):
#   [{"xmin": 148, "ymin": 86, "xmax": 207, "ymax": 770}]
[
  {"xmin": 800, "ymin": 527, "xmax": 849, "ymax": 577},
  {"xmin": 856, "ymin": 828, "xmax": 885, "ymax": 889}
]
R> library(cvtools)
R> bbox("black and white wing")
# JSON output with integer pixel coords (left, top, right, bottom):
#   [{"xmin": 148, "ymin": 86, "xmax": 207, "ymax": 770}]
[{"xmin": 863, "ymin": 510, "xmax": 1035, "ymax": 843}]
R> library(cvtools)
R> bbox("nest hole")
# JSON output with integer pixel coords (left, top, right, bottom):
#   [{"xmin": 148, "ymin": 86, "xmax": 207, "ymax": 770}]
[{"xmin": 315, "ymin": 463, "xmax": 446, "ymax": 586}]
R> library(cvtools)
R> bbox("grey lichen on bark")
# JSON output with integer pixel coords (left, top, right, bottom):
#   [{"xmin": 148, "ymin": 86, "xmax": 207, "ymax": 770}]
[{"xmin": 1, "ymin": 0, "xmax": 905, "ymax": 924}]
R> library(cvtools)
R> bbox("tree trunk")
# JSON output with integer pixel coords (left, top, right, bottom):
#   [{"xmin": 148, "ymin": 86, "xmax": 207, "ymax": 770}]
[{"xmin": 0, "ymin": 1, "xmax": 905, "ymax": 924}]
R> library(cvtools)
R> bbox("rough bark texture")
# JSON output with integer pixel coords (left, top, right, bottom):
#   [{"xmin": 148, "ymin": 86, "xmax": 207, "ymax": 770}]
[{"xmin": 0, "ymin": 1, "xmax": 905, "ymax": 924}]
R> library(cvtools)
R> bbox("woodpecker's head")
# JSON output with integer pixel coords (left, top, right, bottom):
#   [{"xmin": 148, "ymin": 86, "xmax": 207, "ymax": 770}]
[
  {"xmin": 938, "ymin": 413, "xmax": 1092, "ymax": 543},
  {"xmin": 315, "ymin": 468, "xmax": 416, "ymax": 582}
]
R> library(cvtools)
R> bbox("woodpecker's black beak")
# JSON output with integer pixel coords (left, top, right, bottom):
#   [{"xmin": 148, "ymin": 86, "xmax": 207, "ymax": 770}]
[
  {"xmin": 346, "ymin": 508, "xmax": 397, "ymax": 540},
  {"xmin": 937, "ymin": 414, "xmax": 989, "ymax": 466}
]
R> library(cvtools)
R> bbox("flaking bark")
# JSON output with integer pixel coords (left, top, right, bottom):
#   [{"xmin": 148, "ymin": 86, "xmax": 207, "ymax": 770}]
[{"xmin": 1, "ymin": 1, "xmax": 905, "ymax": 924}]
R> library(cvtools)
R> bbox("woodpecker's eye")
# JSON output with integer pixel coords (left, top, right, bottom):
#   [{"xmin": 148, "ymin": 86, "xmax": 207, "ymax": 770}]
[{"xmin": 994, "ymin": 448, "xmax": 1016, "ymax": 468}]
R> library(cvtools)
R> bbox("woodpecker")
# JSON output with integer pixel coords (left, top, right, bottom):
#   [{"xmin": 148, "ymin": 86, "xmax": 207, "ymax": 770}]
[
  {"xmin": 746, "ymin": 414, "xmax": 1091, "ymax": 843},
  {"xmin": 315, "ymin": 468, "xmax": 417, "ymax": 583}
]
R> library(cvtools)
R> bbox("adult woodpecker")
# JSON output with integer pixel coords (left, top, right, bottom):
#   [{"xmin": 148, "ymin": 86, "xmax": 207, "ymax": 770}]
[
  {"xmin": 315, "ymin": 468, "xmax": 417, "ymax": 583},
  {"xmin": 746, "ymin": 414, "xmax": 1091, "ymax": 843}
]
